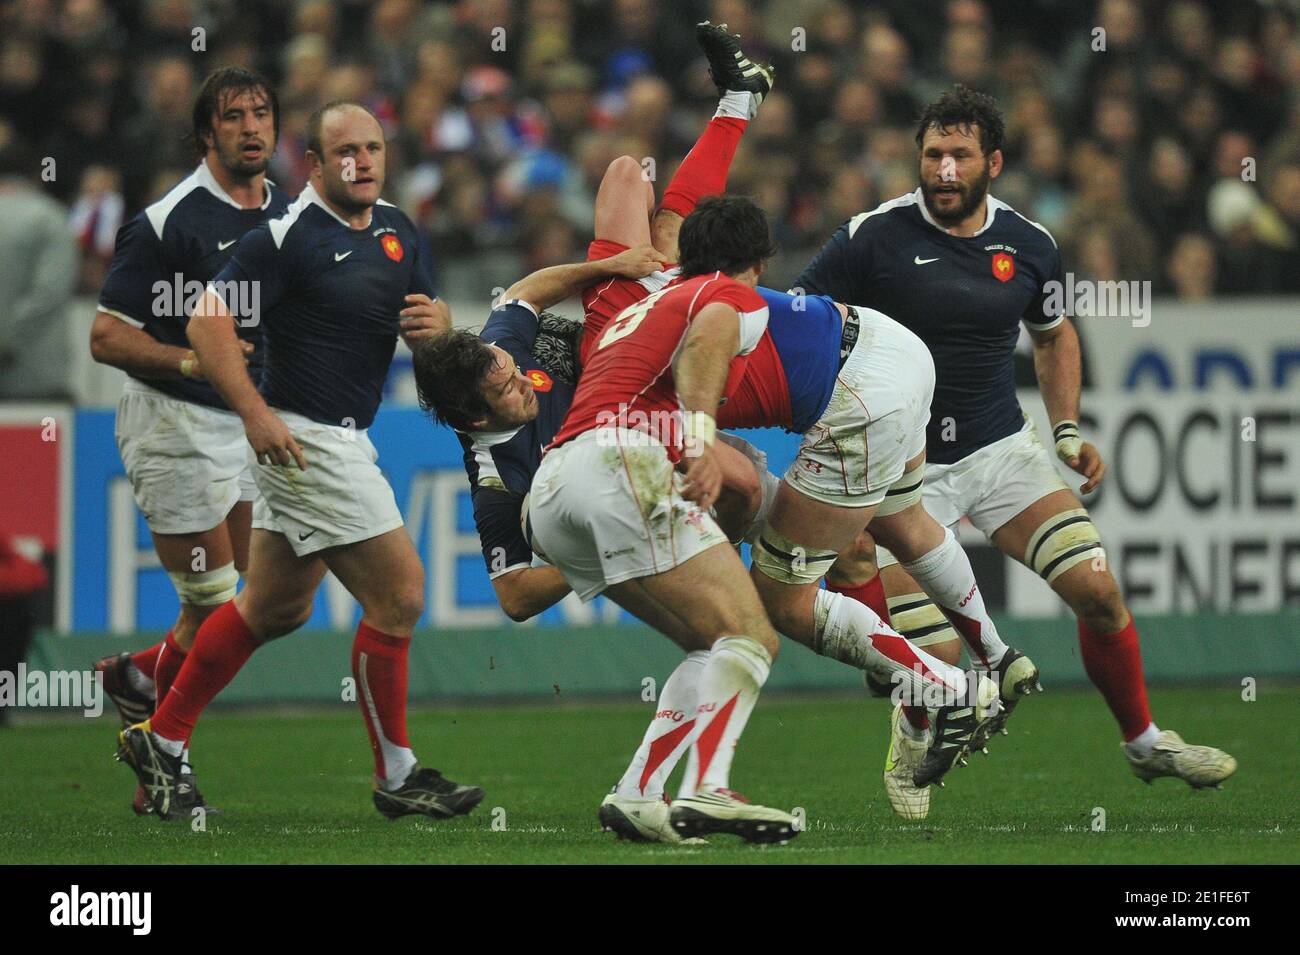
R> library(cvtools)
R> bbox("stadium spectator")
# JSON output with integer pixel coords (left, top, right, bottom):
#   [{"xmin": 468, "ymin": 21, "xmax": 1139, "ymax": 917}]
[
  {"xmin": 0, "ymin": 139, "xmax": 77, "ymax": 401},
  {"xmin": 0, "ymin": 0, "xmax": 1297, "ymax": 293}
]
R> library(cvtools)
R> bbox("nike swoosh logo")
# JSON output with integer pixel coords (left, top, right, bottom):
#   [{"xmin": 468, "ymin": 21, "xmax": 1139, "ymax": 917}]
[
  {"xmin": 218, "ymin": 240, "xmax": 236, "ymax": 251},
  {"xmin": 298, "ymin": 529, "xmax": 317, "ymax": 542},
  {"xmin": 334, "ymin": 251, "xmax": 353, "ymax": 262},
  {"xmin": 914, "ymin": 256, "xmax": 940, "ymax": 265}
]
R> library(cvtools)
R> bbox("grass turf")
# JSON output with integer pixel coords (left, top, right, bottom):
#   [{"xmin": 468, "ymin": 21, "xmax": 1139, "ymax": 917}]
[{"xmin": 1, "ymin": 685, "xmax": 1296, "ymax": 864}]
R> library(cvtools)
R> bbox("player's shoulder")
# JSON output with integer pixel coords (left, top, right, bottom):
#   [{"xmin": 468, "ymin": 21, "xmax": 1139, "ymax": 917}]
[
  {"xmin": 140, "ymin": 164, "xmax": 212, "ymax": 240},
  {"xmin": 688, "ymin": 272, "xmax": 767, "ymax": 310},
  {"xmin": 841, "ymin": 189, "xmax": 925, "ymax": 241},
  {"xmin": 265, "ymin": 186, "xmax": 321, "ymax": 250},
  {"xmin": 374, "ymin": 196, "xmax": 423, "ymax": 245},
  {"xmin": 987, "ymin": 195, "xmax": 1059, "ymax": 254}
]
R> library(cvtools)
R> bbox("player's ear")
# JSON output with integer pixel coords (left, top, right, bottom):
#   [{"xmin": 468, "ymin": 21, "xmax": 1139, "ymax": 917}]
[{"xmin": 989, "ymin": 148, "xmax": 1004, "ymax": 178}]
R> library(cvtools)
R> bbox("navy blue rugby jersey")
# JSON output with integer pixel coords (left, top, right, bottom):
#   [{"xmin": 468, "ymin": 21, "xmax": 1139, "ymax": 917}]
[
  {"xmin": 794, "ymin": 188, "xmax": 1064, "ymax": 464},
  {"xmin": 458, "ymin": 299, "xmax": 577, "ymax": 580},
  {"xmin": 97, "ymin": 160, "xmax": 291, "ymax": 408},
  {"xmin": 211, "ymin": 183, "xmax": 435, "ymax": 429}
]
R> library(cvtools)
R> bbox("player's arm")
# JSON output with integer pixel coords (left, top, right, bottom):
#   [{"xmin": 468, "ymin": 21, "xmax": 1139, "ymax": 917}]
[
  {"xmin": 90, "ymin": 311, "xmax": 252, "ymax": 379},
  {"xmin": 1027, "ymin": 242, "xmax": 1105, "ymax": 493},
  {"xmin": 1026, "ymin": 317, "xmax": 1103, "ymax": 492},
  {"xmin": 792, "ymin": 219, "xmax": 870, "ymax": 303},
  {"xmin": 399, "ymin": 234, "xmax": 451, "ymax": 345},
  {"xmin": 188, "ymin": 290, "xmax": 305, "ymax": 469},
  {"xmin": 492, "ymin": 566, "xmax": 572, "ymax": 622},
  {"xmin": 673, "ymin": 301, "xmax": 744, "ymax": 509},
  {"xmin": 502, "ymin": 245, "xmax": 666, "ymax": 314},
  {"xmin": 473, "ymin": 486, "xmax": 571, "ymax": 621}
]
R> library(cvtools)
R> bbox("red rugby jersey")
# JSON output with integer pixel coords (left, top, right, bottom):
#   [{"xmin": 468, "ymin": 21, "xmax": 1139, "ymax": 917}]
[{"xmin": 551, "ymin": 272, "xmax": 769, "ymax": 458}]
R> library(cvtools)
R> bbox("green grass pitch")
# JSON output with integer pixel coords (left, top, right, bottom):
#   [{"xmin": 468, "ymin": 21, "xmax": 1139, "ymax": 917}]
[{"xmin": 2, "ymin": 685, "xmax": 1296, "ymax": 864}]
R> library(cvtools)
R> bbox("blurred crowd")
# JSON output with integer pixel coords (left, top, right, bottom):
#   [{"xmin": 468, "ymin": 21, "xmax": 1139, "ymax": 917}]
[{"xmin": 2, "ymin": 0, "xmax": 1300, "ymax": 309}]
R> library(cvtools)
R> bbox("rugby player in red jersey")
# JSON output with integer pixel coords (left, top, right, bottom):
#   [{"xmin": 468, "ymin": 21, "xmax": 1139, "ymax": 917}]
[{"xmin": 528, "ymin": 195, "xmax": 797, "ymax": 843}]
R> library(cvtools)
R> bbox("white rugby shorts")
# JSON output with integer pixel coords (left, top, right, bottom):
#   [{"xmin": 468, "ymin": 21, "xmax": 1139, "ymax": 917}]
[
  {"xmin": 115, "ymin": 378, "xmax": 258, "ymax": 535},
  {"xmin": 784, "ymin": 306, "xmax": 933, "ymax": 508},
  {"xmin": 250, "ymin": 408, "xmax": 404, "ymax": 557},
  {"xmin": 875, "ymin": 415, "xmax": 1072, "ymax": 568},
  {"xmin": 528, "ymin": 427, "xmax": 730, "ymax": 600}
]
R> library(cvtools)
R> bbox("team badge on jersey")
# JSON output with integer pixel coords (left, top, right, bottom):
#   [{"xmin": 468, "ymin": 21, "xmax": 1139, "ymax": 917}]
[
  {"xmin": 992, "ymin": 252, "xmax": 1015, "ymax": 282},
  {"xmin": 527, "ymin": 369, "xmax": 553, "ymax": 392},
  {"xmin": 381, "ymin": 234, "xmax": 404, "ymax": 262}
]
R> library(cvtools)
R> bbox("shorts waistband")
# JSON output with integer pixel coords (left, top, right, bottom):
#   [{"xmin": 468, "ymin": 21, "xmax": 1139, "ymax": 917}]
[{"xmin": 839, "ymin": 306, "xmax": 862, "ymax": 371}]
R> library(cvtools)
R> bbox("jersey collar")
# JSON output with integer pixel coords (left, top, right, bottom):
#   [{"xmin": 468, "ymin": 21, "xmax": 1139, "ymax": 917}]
[
  {"xmin": 912, "ymin": 186, "xmax": 1008, "ymax": 238},
  {"xmin": 300, "ymin": 182, "xmax": 373, "ymax": 230},
  {"xmin": 197, "ymin": 157, "xmax": 275, "ymax": 210}
]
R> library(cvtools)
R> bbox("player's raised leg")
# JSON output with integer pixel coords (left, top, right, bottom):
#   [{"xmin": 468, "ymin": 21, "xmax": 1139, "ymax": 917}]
[
  {"xmin": 992, "ymin": 489, "xmax": 1236, "ymax": 788},
  {"xmin": 322, "ymin": 527, "xmax": 485, "ymax": 819},
  {"xmin": 649, "ymin": 20, "xmax": 774, "ymax": 263}
]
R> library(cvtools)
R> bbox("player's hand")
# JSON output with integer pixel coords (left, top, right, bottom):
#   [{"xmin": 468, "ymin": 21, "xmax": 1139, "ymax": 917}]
[
  {"xmin": 399, "ymin": 295, "xmax": 451, "ymax": 343},
  {"xmin": 608, "ymin": 245, "xmax": 669, "ymax": 279},
  {"xmin": 680, "ymin": 443, "xmax": 722, "ymax": 510},
  {"xmin": 180, "ymin": 341, "xmax": 253, "ymax": 380},
  {"xmin": 1067, "ymin": 441, "xmax": 1106, "ymax": 494},
  {"xmin": 246, "ymin": 409, "xmax": 307, "ymax": 470}
]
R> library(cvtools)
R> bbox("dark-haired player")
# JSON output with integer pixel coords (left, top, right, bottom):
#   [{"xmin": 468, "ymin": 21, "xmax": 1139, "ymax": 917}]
[
  {"xmin": 530, "ymin": 195, "xmax": 800, "ymax": 844},
  {"xmin": 116, "ymin": 101, "xmax": 483, "ymax": 822},
  {"xmin": 89, "ymin": 67, "xmax": 290, "ymax": 814},
  {"xmin": 796, "ymin": 85, "xmax": 1236, "ymax": 810}
]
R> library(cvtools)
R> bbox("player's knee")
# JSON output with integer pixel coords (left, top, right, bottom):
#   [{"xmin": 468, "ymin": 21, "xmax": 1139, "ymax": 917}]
[
  {"xmin": 825, "ymin": 537, "xmax": 878, "ymax": 587},
  {"xmin": 605, "ymin": 155, "xmax": 645, "ymax": 188},
  {"xmin": 1069, "ymin": 571, "xmax": 1126, "ymax": 633},
  {"xmin": 375, "ymin": 579, "xmax": 425, "ymax": 632}
]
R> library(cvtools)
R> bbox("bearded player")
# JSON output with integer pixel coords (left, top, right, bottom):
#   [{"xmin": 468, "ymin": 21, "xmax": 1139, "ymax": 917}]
[
  {"xmin": 89, "ymin": 67, "xmax": 290, "ymax": 815},
  {"xmin": 795, "ymin": 86, "xmax": 1236, "ymax": 811}
]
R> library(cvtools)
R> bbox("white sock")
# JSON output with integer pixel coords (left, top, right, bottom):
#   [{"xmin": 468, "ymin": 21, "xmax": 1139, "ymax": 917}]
[
  {"xmin": 814, "ymin": 589, "xmax": 968, "ymax": 705},
  {"xmin": 152, "ymin": 732, "xmax": 184, "ymax": 758},
  {"xmin": 379, "ymin": 749, "xmax": 418, "ymax": 791},
  {"xmin": 126, "ymin": 662, "xmax": 156, "ymax": 698},
  {"xmin": 687, "ymin": 636, "xmax": 771, "ymax": 793},
  {"xmin": 901, "ymin": 526, "xmax": 1009, "ymax": 668},
  {"xmin": 1123, "ymin": 723, "xmax": 1162, "ymax": 757},
  {"xmin": 715, "ymin": 90, "xmax": 757, "ymax": 122},
  {"xmin": 615, "ymin": 651, "xmax": 708, "ymax": 799},
  {"xmin": 899, "ymin": 715, "xmax": 929, "ymax": 742}
]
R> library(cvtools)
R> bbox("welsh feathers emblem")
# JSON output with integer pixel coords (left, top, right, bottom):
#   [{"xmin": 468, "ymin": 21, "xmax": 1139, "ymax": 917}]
[
  {"xmin": 381, "ymin": 234, "xmax": 404, "ymax": 262},
  {"xmin": 992, "ymin": 252, "xmax": 1014, "ymax": 282}
]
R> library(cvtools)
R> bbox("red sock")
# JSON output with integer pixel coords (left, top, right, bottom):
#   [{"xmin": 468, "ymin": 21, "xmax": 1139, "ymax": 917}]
[
  {"xmin": 151, "ymin": 601, "xmax": 260, "ymax": 743},
  {"xmin": 129, "ymin": 642, "xmax": 164, "ymax": 680},
  {"xmin": 825, "ymin": 574, "xmax": 891, "ymax": 626},
  {"xmin": 827, "ymin": 579, "xmax": 927, "ymax": 728},
  {"xmin": 1078, "ymin": 617, "xmax": 1152, "ymax": 741},
  {"xmin": 153, "ymin": 629, "xmax": 188, "ymax": 704},
  {"xmin": 352, "ymin": 622, "xmax": 413, "ymax": 781},
  {"xmin": 658, "ymin": 117, "xmax": 747, "ymax": 219}
]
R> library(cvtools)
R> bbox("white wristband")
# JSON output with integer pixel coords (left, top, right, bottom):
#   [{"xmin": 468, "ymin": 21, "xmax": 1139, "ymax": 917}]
[
  {"xmin": 1053, "ymin": 420, "xmax": 1082, "ymax": 461},
  {"xmin": 682, "ymin": 411, "xmax": 716, "ymax": 454}
]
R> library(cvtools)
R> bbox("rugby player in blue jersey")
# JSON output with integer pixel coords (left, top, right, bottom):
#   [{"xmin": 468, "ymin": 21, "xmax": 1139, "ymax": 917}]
[
  {"xmin": 117, "ymin": 101, "xmax": 483, "ymax": 822},
  {"xmin": 90, "ymin": 67, "xmax": 290, "ymax": 815},
  {"xmin": 795, "ymin": 86, "xmax": 1235, "ymax": 814}
]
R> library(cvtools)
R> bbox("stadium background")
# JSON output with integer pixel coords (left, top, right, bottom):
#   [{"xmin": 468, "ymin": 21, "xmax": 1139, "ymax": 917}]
[{"xmin": 1, "ymin": 0, "xmax": 1297, "ymax": 705}]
